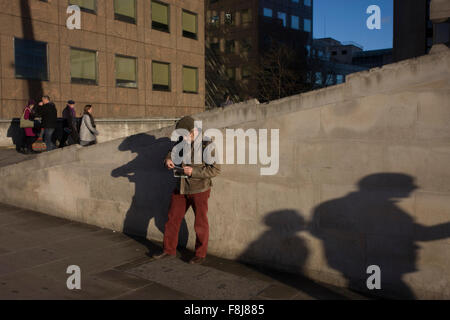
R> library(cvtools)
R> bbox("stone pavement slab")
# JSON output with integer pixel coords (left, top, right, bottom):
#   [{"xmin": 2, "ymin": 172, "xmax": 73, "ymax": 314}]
[
  {"xmin": 0, "ymin": 147, "xmax": 37, "ymax": 168},
  {"xmin": 125, "ymin": 258, "xmax": 271, "ymax": 300},
  {"xmin": 0, "ymin": 202, "xmax": 372, "ymax": 300}
]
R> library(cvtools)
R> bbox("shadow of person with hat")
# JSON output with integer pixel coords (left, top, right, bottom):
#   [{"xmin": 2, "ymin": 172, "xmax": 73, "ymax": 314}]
[
  {"xmin": 310, "ymin": 173, "xmax": 450, "ymax": 299},
  {"xmin": 111, "ymin": 133, "xmax": 190, "ymax": 256}
]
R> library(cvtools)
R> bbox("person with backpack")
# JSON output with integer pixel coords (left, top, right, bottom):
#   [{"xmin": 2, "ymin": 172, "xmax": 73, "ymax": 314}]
[{"xmin": 79, "ymin": 105, "xmax": 99, "ymax": 147}]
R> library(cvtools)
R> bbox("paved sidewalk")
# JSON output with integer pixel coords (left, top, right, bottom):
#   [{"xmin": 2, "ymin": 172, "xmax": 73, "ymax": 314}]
[
  {"xmin": 0, "ymin": 146, "xmax": 38, "ymax": 168},
  {"xmin": 0, "ymin": 202, "xmax": 371, "ymax": 300}
]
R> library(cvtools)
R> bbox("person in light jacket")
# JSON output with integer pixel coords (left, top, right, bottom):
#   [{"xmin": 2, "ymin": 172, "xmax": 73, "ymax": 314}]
[{"xmin": 79, "ymin": 104, "xmax": 99, "ymax": 147}]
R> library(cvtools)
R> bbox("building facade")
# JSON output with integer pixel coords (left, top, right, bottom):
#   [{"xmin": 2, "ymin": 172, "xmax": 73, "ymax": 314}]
[
  {"xmin": 393, "ymin": 0, "xmax": 433, "ymax": 62},
  {"xmin": 205, "ymin": 0, "xmax": 313, "ymax": 105},
  {"xmin": 310, "ymin": 37, "xmax": 367, "ymax": 88},
  {"xmin": 352, "ymin": 49, "xmax": 393, "ymax": 69},
  {"xmin": 0, "ymin": 0, "xmax": 205, "ymax": 120}
]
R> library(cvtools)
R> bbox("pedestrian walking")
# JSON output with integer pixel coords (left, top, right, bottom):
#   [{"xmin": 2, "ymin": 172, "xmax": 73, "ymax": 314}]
[
  {"xmin": 20, "ymin": 99, "xmax": 38, "ymax": 154},
  {"xmin": 79, "ymin": 105, "xmax": 99, "ymax": 147},
  {"xmin": 60, "ymin": 100, "xmax": 80, "ymax": 147},
  {"xmin": 34, "ymin": 95, "xmax": 57, "ymax": 151}
]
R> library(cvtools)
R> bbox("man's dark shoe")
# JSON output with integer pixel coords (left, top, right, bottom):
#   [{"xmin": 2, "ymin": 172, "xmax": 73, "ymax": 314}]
[
  {"xmin": 152, "ymin": 252, "xmax": 175, "ymax": 260},
  {"xmin": 189, "ymin": 256, "xmax": 205, "ymax": 265}
]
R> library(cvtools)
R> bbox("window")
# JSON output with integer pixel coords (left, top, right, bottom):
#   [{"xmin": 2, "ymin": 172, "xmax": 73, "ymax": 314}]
[
  {"xmin": 240, "ymin": 39, "xmax": 252, "ymax": 54},
  {"xmin": 326, "ymin": 74, "xmax": 333, "ymax": 84},
  {"xmin": 292, "ymin": 0, "xmax": 299, "ymax": 3},
  {"xmin": 342, "ymin": 50, "xmax": 347, "ymax": 55},
  {"xmin": 332, "ymin": 51, "xmax": 337, "ymax": 56},
  {"xmin": 306, "ymin": 45, "xmax": 311, "ymax": 57},
  {"xmin": 152, "ymin": 1, "xmax": 169, "ymax": 33},
  {"xmin": 277, "ymin": 12, "xmax": 287, "ymax": 27},
  {"xmin": 210, "ymin": 15, "xmax": 219, "ymax": 27},
  {"xmin": 114, "ymin": 0, "xmax": 136, "ymax": 24},
  {"xmin": 225, "ymin": 12, "xmax": 234, "ymax": 25},
  {"xmin": 315, "ymin": 72, "xmax": 322, "ymax": 85},
  {"xmin": 304, "ymin": 18, "xmax": 311, "ymax": 32},
  {"xmin": 225, "ymin": 40, "xmax": 235, "ymax": 54},
  {"xmin": 152, "ymin": 61, "xmax": 170, "ymax": 91},
  {"xmin": 242, "ymin": 66, "xmax": 250, "ymax": 79},
  {"xmin": 182, "ymin": 10, "xmax": 198, "ymax": 40},
  {"xmin": 69, "ymin": 0, "xmax": 96, "ymax": 14},
  {"xmin": 241, "ymin": 9, "xmax": 252, "ymax": 24},
  {"xmin": 304, "ymin": 0, "xmax": 311, "ymax": 6},
  {"xmin": 183, "ymin": 66, "xmax": 198, "ymax": 93},
  {"xmin": 291, "ymin": 15, "xmax": 299, "ymax": 30},
  {"xmin": 226, "ymin": 67, "xmax": 235, "ymax": 80},
  {"xmin": 14, "ymin": 38, "xmax": 48, "ymax": 81},
  {"xmin": 70, "ymin": 48, "xmax": 97, "ymax": 85},
  {"xmin": 263, "ymin": 8, "xmax": 272, "ymax": 17},
  {"xmin": 210, "ymin": 42, "xmax": 220, "ymax": 54},
  {"xmin": 115, "ymin": 55, "xmax": 137, "ymax": 88},
  {"xmin": 336, "ymin": 74, "xmax": 344, "ymax": 84}
]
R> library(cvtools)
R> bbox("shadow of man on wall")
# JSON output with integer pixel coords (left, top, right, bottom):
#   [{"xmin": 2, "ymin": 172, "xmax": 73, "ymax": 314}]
[
  {"xmin": 310, "ymin": 173, "xmax": 450, "ymax": 299},
  {"xmin": 238, "ymin": 210, "xmax": 350, "ymax": 299},
  {"xmin": 111, "ymin": 133, "xmax": 189, "ymax": 255}
]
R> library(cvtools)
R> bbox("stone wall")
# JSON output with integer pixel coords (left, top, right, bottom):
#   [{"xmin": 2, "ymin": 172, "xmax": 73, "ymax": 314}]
[
  {"xmin": 0, "ymin": 47, "xmax": 449, "ymax": 299},
  {"xmin": 0, "ymin": 118, "xmax": 178, "ymax": 147}
]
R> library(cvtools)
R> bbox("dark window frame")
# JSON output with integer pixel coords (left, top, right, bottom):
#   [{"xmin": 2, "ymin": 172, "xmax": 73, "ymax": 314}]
[
  {"xmin": 114, "ymin": 0, "xmax": 137, "ymax": 24},
  {"xmin": 70, "ymin": 47, "xmax": 98, "ymax": 85},
  {"xmin": 182, "ymin": 9, "xmax": 198, "ymax": 40},
  {"xmin": 115, "ymin": 54, "xmax": 138, "ymax": 88},
  {"xmin": 151, "ymin": 0, "xmax": 170, "ymax": 33},
  {"xmin": 14, "ymin": 37, "xmax": 49, "ymax": 81},
  {"xmin": 69, "ymin": 0, "xmax": 97, "ymax": 15},
  {"xmin": 152, "ymin": 60, "xmax": 171, "ymax": 92},
  {"xmin": 182, "ymin": 65, "xmax": 199, "ymax": 94}
]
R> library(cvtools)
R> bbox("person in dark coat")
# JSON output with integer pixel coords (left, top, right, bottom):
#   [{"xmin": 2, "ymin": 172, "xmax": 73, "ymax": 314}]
[
  {"xmin": 60, "ymin": 100, "xmax": 80, "ymax": 148},
  {"xmin": 34, "ymin": 95, "xmax": 57, "ymax": 151}
]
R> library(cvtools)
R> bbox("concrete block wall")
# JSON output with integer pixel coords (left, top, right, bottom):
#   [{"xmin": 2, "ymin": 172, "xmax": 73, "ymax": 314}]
[{"xmin": 0, "ymin": 47, "xmax": 449, "ymax": 299}]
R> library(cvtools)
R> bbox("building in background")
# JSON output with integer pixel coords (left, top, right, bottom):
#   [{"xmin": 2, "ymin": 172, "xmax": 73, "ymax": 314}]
[
  {"xmin": 310, "ymin": 38, "xmax": 367, "ymax": 88},
  {"xmin": 393, "ymin": 0, "xmax": 433, "ymax": 62},
  {"xmin": 205, "ymin": 0, "xmax": 313, "ymax": 106},
  {"xmin": 352, "ymin": 49, "xmax": 393, "ymax": 69},
  {"xmin": 0, "ymin": 0, "xmax": 205, "ymax": 120},
  {"xmin": 313, "ymin": 38, "xmax": 363, "ymax": 65}
]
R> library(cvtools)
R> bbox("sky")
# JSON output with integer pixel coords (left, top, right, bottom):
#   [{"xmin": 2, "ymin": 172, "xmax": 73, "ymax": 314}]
[{"xmin": 313, "ymin": 0, "xmax": 393, "ymax": 51}]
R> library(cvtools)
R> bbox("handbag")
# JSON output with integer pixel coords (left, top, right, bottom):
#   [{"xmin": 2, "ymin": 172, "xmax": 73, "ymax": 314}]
[
  {"xmin": 32, "ymin": 137, "xmax": 47, "ymax": 152},
  {"xmin": 20, "ymin": 110, "xmax": 34, "ymax": 128}
]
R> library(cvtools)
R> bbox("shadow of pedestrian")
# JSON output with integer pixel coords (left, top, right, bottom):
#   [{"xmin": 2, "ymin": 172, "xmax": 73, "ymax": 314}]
[
  {"xmin": 238, "ymin": 210, "xmax": 352, "ymax": 299},
  {"xmin": 6, "ymin": 119, "xmax": 23, "ymax": 152},
  {"xmin": 111, "ymin": 133, "xmax": 189, "ymax": 255},
  {"xmin": 310, "ymin": 173, "xmax": 450, "ymax": 299}
]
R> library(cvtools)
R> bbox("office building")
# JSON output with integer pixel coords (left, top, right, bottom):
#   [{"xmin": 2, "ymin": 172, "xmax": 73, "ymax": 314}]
[{"xmin": 0, "ymin": 0, "xmax": 205, "ymax": 119}]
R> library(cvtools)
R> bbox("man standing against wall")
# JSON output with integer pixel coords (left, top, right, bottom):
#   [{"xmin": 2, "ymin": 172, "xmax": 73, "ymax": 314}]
[
  {"xmin": 153, "ymin": 116, "xmax": 221, "ymax": 265},
  {"xmin": 35, "ymin": 95, "xmax": 57, "ymax": 151}
]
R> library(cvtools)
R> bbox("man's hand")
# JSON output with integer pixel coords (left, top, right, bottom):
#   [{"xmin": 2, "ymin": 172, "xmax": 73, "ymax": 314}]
[
  {"xmin": 38, "ymin": 101, "xmax": 43, "ymax": 106},
  {"xmin": 165, "ymin": 159, "xmax": 175, "ymax": 169},
  {"xmin": 183, "ymin": 166, "xmax": 193, "ymax": 177}
]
